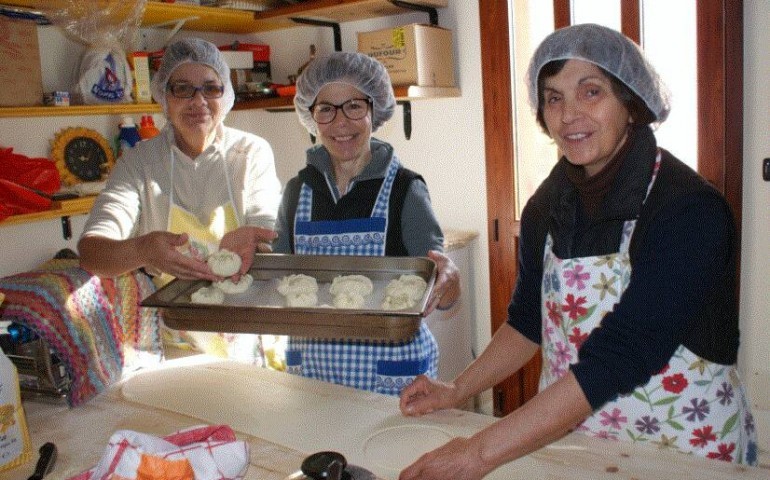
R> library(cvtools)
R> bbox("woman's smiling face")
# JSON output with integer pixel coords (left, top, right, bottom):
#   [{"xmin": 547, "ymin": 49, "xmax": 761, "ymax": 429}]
[
  {"xmin": 166, "ymin": 62, "xmax": 224, "ymax": 147},
  {"xmin": 542, "ymin": 59, "xmax": 632, "ymax": 177},
  {"xmin": 314, "ymin": 82, "xmax": 373, "ymax": 165}
]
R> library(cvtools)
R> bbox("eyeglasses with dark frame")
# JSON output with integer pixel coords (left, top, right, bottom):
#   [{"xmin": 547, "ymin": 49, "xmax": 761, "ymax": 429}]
[
  {"xmin": 310, "ymin": 98, "xmax": 372, "ymax": 124},
  {"xmin": 167, "ymin": 82, "xmax": 225, "ymax": 99}
]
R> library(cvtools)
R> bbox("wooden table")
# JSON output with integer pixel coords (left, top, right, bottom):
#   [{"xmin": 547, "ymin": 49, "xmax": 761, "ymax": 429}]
[{"xmin": 7, "ymin": 358, "xmax": 769, "ymax": 480}]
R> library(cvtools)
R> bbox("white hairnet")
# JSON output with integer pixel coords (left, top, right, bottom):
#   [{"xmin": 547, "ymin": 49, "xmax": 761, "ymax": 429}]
[
  {"xmin": 294, "ymin": 51, "xmax": 396, "ymax": 135},
  {"xmin": 526, "ymin": 23, "xmax": 670, "ymax": 123},
  {"xmin": 150, "ymin": 37, "xmax": 235, "ymax": 116}
]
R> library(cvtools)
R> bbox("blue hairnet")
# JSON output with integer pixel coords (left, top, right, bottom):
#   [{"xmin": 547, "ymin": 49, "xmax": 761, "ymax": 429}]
[
  {"xmin": 526, "ymin": 24, "xmax": 671, "ymax": 123},
  {"xmin": 294, "ymin": 51, "xmax": 396, "ymax": 135},
  {"xmin": 150, "ymin": 38, "xmax": 235, "ymax": 117}
]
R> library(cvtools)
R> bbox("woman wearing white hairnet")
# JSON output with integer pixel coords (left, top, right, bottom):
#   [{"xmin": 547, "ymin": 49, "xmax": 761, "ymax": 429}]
[
  {"xmin": 399, "ymin": 24, "xmax": 756, "ymax": 479},
  {"xmin": 273, "ymin": 51, "xmax": 460, "ymax": 395},
  {"xmin": 79, "ymin": 38, "xmax": 281, "ymax": 362}
]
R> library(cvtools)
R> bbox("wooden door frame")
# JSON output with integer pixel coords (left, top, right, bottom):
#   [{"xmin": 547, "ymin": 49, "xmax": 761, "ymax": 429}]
[{"xmin": 479, "ymin": 0, "xmax": 743, "ymax": 416}]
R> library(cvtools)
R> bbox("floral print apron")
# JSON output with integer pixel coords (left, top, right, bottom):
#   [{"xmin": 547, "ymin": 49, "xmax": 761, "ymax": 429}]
[
  {"xmin": 539, "ymin": 155, "xmax": 757, "ymax": 465},
  {"xmin": 285, "ymin": 159, "xmax": 438, "ymax": 395}
]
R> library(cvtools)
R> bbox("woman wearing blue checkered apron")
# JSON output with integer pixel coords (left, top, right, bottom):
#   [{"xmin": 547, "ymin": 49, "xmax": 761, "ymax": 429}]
[{"xmin": 273, "ymin": 51, "xmax": 460, "ymax": 395}]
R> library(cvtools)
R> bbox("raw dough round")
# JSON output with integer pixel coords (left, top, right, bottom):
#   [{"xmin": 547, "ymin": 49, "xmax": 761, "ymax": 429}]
[
  {"xmin": 277, "ymin": 274, "xmax": 319, "ymax": 296},
  {"xmin": 207, "ymin": 249, "xmax": 242, "ymax": 277},
  {"xmin": 380, "ymin": 292, "xmax": 413, "ymax": 311},
  {"xmin": 285, "ymin": 291, "xmax": 318, "ymax": 308},
  {"xmin": 381, "ymin": 274, "xmax": 428, "ymax": 310},
  {"xmin": 332, "ymin": 291, "xmax": 366, "ymax": 309},
  {"xmin": 213, "ymin": 273, "xmax": 253, "ymax": 295},
  {"xmin": 329, "ymin": 274, "xmax": 374, "ymax": 297},
  {"xmin": 190, "ymin": 286, "xmax": 225, "ymax": 305},
  {"xmin": 396, "ymin": 274, "xmax": 428, "ymax": 301}
]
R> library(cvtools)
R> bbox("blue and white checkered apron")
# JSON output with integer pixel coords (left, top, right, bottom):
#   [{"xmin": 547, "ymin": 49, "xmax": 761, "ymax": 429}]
[{"xmin": 286, "ymin": 158, "xmax": 438, "ymax": 395}]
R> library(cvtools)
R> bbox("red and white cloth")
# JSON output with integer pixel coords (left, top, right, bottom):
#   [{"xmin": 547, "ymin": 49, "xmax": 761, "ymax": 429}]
[{"xmin": 68, "ymin": 424, "xmax": 250, "ymax": 480}]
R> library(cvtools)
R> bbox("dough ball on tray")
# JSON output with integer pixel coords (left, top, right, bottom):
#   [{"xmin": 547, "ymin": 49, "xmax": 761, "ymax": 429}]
[
  {"xmin": 329, "ymin": 274, "xmax": 374, "ymax": 297},
  {"xmin": 277, "ymin": 274, "xmax": 319, "ymax": 296},
  {"xmin": 285, "ymin": 291, "xmax": 318, "ymax": 308},
  {"xmin": 332, "ymin": 291, "xmax": 366, "ymax": 309},
  {"xmin": 207, "ymin": 248, "xmax": 242, "ymax": 277},
  {"xmin": 191, "ymin": 286, "xmax": 225, "ymax": 305},
  {"xmin": 381, "ymin": 274, "xmax": 428, "ymax": 311},
  {"xmin": 213, "ymin": 273, "xmax": 253, "ymax": 295}
]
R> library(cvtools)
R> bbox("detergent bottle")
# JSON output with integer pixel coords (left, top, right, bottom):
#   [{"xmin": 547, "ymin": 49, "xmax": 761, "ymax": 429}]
[
  {"xmin": 117, "ymin": 116, "xmax": 141, "ymax": 157},
  {"xmin": 138, "ymin": 114, "xmax": 160, "ymax": 140}
]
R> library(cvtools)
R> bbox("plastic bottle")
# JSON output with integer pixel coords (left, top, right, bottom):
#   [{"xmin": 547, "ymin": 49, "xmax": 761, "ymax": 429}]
[
  {"xmin": 138, "ymin": 114, "xmax": 160, "ymax": 140},
  {"xmin": 117, "ymin": 116, "xmax": 141, "ymax": 157}
]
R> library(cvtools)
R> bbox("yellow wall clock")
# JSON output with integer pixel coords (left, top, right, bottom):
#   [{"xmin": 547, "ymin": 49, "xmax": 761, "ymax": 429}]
[{"xmin": 51, "ymin": 127, "xmax": 115, "ymax": 186}]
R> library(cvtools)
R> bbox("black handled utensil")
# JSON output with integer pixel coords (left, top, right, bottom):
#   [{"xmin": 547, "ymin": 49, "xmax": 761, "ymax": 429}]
[{"xmin": 27, "ymin": 442, "xmax": 57, "ymax": 480}]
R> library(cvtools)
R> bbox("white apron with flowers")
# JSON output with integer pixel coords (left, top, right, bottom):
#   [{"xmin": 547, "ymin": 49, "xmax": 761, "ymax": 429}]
[{"xmin": 539, "ymin": 156, "xmax": 757, "ymax": 465}]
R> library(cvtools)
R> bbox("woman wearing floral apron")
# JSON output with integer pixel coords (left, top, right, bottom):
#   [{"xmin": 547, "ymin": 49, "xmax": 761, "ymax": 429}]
[
  {"xmin": 273, "ymin": 52, "xmax": 460, "ymax": 395},
  {"xmin": 398, "ymin": 24, "xmax": 757, "ymax": 480},
  {"xmin": 79, "ymin": 39, "xmax": 281, "ymax": 363}
]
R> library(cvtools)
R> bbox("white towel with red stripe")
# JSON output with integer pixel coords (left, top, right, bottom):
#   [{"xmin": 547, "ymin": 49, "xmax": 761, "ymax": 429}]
[{"xmin": 67, "ymin": 424, "xmax": 250, "ymax": 480}]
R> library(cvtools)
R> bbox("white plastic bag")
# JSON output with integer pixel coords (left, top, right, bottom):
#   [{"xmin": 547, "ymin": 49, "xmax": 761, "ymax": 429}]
[
  {"xmin": 76, "ymin": 47, "xmax": 134, "ymax": 104},
  {"xmin": 39, "ymin": 0, "xmax": 147, "ymax": 104}
]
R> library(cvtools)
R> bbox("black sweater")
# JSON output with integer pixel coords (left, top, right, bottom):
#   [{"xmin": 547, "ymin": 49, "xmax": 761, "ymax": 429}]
[{"xmin": 507, "ymin": 125, "xmax": 739, "ymax": 409}]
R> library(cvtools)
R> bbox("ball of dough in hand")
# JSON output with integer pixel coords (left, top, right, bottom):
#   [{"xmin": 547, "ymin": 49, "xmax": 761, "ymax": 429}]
[
  {"xmin": 207, "ymin": 249, "xmax": 242, "ymax": 277},
  {"xmin": 191, "ymin": 286, "xmax": 225, "ymax": 305},
  {"xmin": 213, "ymin": 273, "xmax": 253, "ymax": 294}
]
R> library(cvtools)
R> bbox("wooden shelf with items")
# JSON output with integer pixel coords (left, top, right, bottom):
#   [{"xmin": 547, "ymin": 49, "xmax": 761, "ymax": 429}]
[
  {"xmin": 0, "ymin": 0, "xmax": 447, "ymax": 34},
  {"xmin": 0, "ymin": 195, "xmax": 95, "ymax": 228},
  {"xmin": 0, "ymin": 0, "xmax": 456, "ymax": 119}
]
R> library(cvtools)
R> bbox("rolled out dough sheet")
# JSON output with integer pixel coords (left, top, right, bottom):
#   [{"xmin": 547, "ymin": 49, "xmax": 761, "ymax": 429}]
[{"xmin": 120, "ymin": 361, "xmax": 527, "ymax": 479}]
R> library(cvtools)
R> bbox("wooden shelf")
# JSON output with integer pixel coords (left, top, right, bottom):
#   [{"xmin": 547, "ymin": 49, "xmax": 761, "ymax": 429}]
[
  {"xmin": 0, "ymin": 87, "xmax": 459, "ymax": 118},
  {"xmin": 0, "ymin": 103, "xmax": 161, "ymax": 118},
  {"xmin": 0, "ymin": 196, "xmax": 95, "ymax": 227},
  {"xmin": 1, "ymin": 0, "xmax": 446, "ymax": 34}
]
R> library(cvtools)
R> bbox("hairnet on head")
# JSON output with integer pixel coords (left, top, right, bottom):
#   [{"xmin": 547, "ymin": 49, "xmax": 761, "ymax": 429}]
[
  {"xmin": 526, "ymin": 23, "xmax": 671, "ymax": 123},
  {"xmin": 294, "ymin": 51, "xmax": 396, "ymax": 135},
  {"xmin": 150, "ymin": 37, "xmax": 235, "ymax": 116}
]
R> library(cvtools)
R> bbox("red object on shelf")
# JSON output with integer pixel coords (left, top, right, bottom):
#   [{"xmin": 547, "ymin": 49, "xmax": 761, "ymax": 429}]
[{"xmin": 276, "ymin": 85, "xmax": 296, "ymax": 97}]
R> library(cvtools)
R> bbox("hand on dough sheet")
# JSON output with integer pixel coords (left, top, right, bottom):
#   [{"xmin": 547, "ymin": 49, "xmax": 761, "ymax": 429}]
[
  {"xmin": 398, "ymin": 434, "xmax": 492, "ymax": 480},
  {"xmin": 424, "ymin": 250, "xmax": 460, "ymax": 314},
  {"xmin": 139, "ymin": 231, "xmax": 218, "ymax": 281},
  {"xmin": 219, "ymin": 226, "xmax": 278, "ymax": 278}
]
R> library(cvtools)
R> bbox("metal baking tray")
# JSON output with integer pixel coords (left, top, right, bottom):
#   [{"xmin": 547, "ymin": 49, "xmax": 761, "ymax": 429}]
[{"xmin": 141, "ymin": 253, "xmax": 437, "ymax": 342}]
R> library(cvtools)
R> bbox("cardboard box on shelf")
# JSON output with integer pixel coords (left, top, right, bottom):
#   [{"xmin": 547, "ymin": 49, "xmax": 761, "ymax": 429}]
[
  {"xmin": 219, "ymin": 43, "xmax": 271, "ymax": 84},
  {"xmin": 0, "ymin": 16, "xmax": 44, "ymax": 107},
  {"xmin": 357, "ymin": 23, "xmax": 454, "ymax": 88},
  {"xmin": 128, "ymin": 51, "xmax": 153, "ymax": 104}
]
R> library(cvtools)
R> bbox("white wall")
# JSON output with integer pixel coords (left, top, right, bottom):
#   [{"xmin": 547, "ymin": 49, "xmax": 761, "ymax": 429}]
[{"xmin": 741, "ymin": 2, "xmax": 770, "ymax": 455}]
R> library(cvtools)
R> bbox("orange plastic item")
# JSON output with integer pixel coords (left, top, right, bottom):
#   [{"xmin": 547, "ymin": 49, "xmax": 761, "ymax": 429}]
[{"xmin": 139, "ymin": 115, "xmax": 161, "ymax": 140}]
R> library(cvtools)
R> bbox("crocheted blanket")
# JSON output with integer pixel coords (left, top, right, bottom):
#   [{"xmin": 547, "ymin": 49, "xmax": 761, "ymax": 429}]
[{"xmin": 0, "ymin": 258, "xmax": 162, "ymax": 406}]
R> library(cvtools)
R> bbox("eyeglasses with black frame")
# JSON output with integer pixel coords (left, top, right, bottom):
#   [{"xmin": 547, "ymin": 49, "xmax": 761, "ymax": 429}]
[
  {"xmin": 167, "ymin": 82, "xmax": 225, "ymax": 99},
  {"xmin": 310, "ymin": 98, "xmax": 372, "ymax": 124}
]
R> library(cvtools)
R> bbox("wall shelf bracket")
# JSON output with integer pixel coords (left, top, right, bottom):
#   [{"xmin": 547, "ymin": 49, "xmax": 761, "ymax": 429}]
[
  {"xmin": 389, "ymin": 0, "xmax": 439, "ymax": 25},
  {"xmin": 398, "ymin": 100, "xmax": 412, "ymax": 140},
  {"xmin": 290, "ymin": 17, "xmax": 342, "ymax": 51},
  {"xmin": 61, "ymin": 216, "xmax": 72, "ymax": 240}
]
